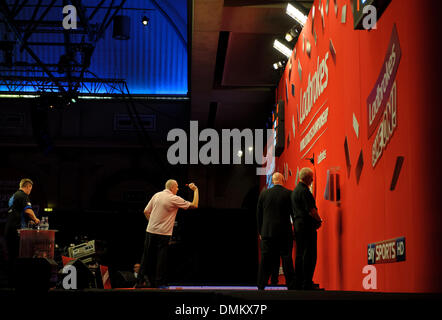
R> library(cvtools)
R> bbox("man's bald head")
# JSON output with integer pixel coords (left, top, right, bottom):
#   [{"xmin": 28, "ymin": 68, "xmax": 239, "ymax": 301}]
[
  {"xmin": 272, "ymin": 172, "xmax": 284, "ymax": 185},
  {"xmin": 165, "ymin": 179, "xmax": 179, "ymax": 195}
]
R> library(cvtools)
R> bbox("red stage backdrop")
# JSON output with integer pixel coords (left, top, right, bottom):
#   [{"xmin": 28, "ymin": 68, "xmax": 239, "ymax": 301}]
[{"xmin": 267, "ymin": 0, "xmax": 442, "ymax": 292}]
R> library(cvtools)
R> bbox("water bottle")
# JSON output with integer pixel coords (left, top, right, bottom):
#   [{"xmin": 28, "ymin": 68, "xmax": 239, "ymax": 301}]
[{"xmin": 40, "ymin": 216, "xmax": 49, "ymax": 230}]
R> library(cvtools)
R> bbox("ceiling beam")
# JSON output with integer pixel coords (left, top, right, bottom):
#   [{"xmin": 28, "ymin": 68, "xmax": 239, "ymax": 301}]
[
  {"xmin": 223, "ymin": 0, "xmax": 314, "ymax": 9},
  {"xmin": 0, "ymin": 0, "xmax": 66, "ymax": 93}
]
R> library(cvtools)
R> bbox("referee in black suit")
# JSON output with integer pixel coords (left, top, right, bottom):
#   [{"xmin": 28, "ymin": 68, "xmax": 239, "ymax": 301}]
[
  {"xmin": 291, "ymin": 167, "xmax": 322, "ymax": 290},
  {"xmin": 256, "ymin": 172, "xmax": 295, "ymax": 290}
]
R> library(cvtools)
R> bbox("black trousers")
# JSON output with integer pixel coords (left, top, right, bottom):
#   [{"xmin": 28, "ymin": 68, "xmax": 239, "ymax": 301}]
[
  {"xmin": 4, "ymin": 225, "xmax": 19, "ymax": 262},
  {"xmin": 258, "ymin": 236, "xmax": 295, "ymax": 289},
  {"xmin": 293, "ymin": 218, "xmax": 317, "ymax": 289},
  {"xmin": 139, "ymin": 232, "xmax": 170, "ymax": 287},
  {"xmin": 4, "ymin": 226, "xmax": 20, "ymax": 288}
]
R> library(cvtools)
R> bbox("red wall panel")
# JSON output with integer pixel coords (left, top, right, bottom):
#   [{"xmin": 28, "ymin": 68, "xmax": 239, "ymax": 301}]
[{"xmin": 269, "ymin": 0, "xmax": 442, "ymax": 292}]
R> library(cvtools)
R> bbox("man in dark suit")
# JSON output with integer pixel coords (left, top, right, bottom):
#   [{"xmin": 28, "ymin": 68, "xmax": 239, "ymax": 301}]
[
  {"xmin": 256, "ymin": 172, "xmax": 295, "ymax": 290},
  {"xmin": 291, "ymin": 167, "xmax": 322, "ymax": 290}
]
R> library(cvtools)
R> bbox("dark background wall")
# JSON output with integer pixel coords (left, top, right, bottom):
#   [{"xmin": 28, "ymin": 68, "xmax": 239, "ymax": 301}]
[{"xmin": 0, "ymin": 97, "xmax": 261, "ymax": 286}]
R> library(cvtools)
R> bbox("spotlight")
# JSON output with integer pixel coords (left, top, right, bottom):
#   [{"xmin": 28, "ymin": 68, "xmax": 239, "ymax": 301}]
[
  {"xmin": 65, "ymin": 92, "xmax": 78, "ymax": 107},
  {"xmin": 285, "ymin": 26, "xmax": 301, "ymax": 43},
  {"xmin": 273, "ymin": 39, "xmax": 292, "ymax": 58},
  {"xmin": 273, "ymin": 61, "xmax": 286, "ymax": 70},
  {"xmin": 237, "ymin": 150, "xmax": 243, "ymax": 158},
  {"xmin": 285, "ymin": 33, "xmax": 294, "ymax": 42},
  {"xmin": 69, "ymin": 94, "xmax": 78, "ymax": 104},
  {"xmin": 142, "ymin": 16, "xmax": 149, "ymax": 26},
  {"xmin": 286, "ymin": 3, "xmax": 307, "ymax": 26}
]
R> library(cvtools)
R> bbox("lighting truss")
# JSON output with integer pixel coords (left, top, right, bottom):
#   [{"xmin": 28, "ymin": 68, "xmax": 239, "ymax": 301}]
[
  {"xmin": 0, "ymin": 75, "xmax": 128, "ymax": 95},
  {"xmin": 0, "ymin": 0, "xmax": 127, "ymax": 95}
]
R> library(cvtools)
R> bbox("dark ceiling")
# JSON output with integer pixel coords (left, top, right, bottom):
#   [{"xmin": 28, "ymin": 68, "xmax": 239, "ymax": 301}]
[
  {"xmin": 191, "ymin": 0, "xmax": 313, "ymax": 129},
  {"xmin": 0, "ymin": 0, "xmax": 314, "ymax": 129},
  {"xmin": 0, "ymin": 0, "xmax": 188, "ymax": 95}
]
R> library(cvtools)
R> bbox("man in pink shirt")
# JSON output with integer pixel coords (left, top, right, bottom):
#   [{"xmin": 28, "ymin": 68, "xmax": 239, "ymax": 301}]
[{"xmin": 136, "ymin": 179, "xmax": 198, "ymax": 288}]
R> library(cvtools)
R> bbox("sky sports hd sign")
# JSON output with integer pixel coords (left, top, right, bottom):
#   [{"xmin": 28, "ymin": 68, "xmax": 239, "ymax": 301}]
[{"xmin": 367, "ymin": 237, "xmax": 405, "ymax": 265}]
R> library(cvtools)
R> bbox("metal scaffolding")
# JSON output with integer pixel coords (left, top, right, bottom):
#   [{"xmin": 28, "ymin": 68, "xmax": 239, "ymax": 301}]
[
  {"xmin": 0, "ymin": 0, "xmax": 128, "ymax": 96},
  {"xmin": 0, "ymin": 75, "xmax": 128, "ymax": 95}
]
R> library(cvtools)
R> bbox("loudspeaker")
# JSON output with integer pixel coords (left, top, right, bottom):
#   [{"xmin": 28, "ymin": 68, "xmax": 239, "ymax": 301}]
[
  {"xmin": 12, "ymin": 258, "xmax": 58, "ymax": 292},
  {"xmin": 329, "ymin": 173, "xmax": 335, "ymax": 201},
  {"xmin": 113, "ymin": 15, "xmax": 131, "ymax": 40},
  {"xmin": 324, "ymin": 171, "xmax": 341, "ymax": 202},
  {"xmin": 63, "ymin": 259, "xmax": 96, "ymax": 289},
  {"xmin": 335, "ymin": 173, "xmax": 341, "ymax": 201},
  {"xmin": 112, "ymin": 271, "xmax": 136, "ymax": 288}
]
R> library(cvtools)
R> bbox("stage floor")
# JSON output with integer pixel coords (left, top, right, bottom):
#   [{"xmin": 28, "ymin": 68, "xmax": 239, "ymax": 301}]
[
  {"xmin": 138, "ymin": 285, "xmax": 289, "ymax": 290},
  {"xmin": 1, "ymin": 286, "xmax": 440, "ymax": 317}
]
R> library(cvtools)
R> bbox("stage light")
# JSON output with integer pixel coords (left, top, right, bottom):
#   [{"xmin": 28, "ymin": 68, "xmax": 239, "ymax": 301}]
[
  {"xmin": 273, "ymin": 39, "xmax": 292, "ymax": 58},
  {"xmin": 142, "ymin": 16, "xmax": 149, "ymax": 26},
  {"xmin": 286, "ymin": 3, "xmax": 307, "ymax": 26},
  {"xmin": 68, "ymin": 93, "xmax": 78, "ymax": 104},
  {"xmin": 285, "ymin": 26, "xmax": 301, "ymax": 43},
  {"xmin": 44, "ymin": 208, "xmax": 53, "ymax": 212},
  {"xmin": 273, "ymin": 61, "xmax": 286, "ymax": 70},
  {"xmin": 248, "ymin": 146, "xmax": 253, "ymax": 153},
  {"xmin": 0, "ymin": 94, "xmax": 38, "ymax": 98},
  {"xmin": 237, "ymin": 150, "xmax": 243, "ymax": 158},
  {"xmin": 285, "ymin": 33, "xmax": 294, "ymax": 42}
]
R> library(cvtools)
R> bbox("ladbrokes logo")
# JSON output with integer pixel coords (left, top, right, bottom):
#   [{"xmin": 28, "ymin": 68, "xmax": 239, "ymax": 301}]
[{"xmin": 167, "ymin": 121, "xmax": 274, "ymax": 176}]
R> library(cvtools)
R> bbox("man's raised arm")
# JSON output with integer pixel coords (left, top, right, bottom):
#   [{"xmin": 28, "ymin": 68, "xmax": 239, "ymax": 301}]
[{"xmin": 187, "ymin": 183, "xmax": 199, "ymax": 209}]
